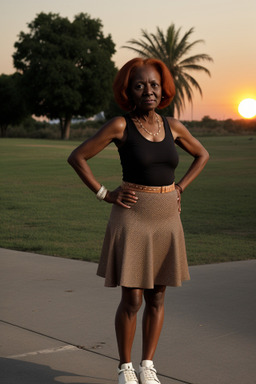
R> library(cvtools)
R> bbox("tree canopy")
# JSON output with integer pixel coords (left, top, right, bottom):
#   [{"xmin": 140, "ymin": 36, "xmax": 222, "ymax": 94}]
[
  {"xmin": 13, "ymin": 12, "xmax": 116, "ymax": 139},
  {"xmin": 123, "ymin": 24, "xmax": 213, "ymax": 117}
]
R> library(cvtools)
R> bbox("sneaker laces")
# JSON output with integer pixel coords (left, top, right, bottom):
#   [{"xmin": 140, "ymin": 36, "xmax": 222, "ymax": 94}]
[
  {"xmin": 142, "ymin": 366, "xmax": 160, "ymax": 383},
  {"xmin": 119, "ymin": 367, "xmax": 138, "ymax": 383}
]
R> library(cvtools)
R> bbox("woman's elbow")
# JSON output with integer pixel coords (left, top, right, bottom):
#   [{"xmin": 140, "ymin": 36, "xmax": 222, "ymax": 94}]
[
  {"xmin": 204, "ymin": 149, "xmax": 210, "ymax": 162},
  {"xmin": 201, "ymin": 148, "xmax": 210, "ymax": 166},
  {"xmin": 196, "ymin": 148, "xmax": 209, "ymax": 166},
  {"xmin": 67, "ymin": 151, "xmax": 77, "ymax": 167}
]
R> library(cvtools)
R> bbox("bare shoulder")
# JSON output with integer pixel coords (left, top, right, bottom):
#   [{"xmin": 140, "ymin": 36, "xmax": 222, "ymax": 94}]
[
  {"xmin": 99, "ymin": 116, "xmax": 126, "ymax": 141},
  {"xmin": 105, "ymin": 116, "xmax": 126, "ymax": 129},
  {"xmin": 68, "ymin": 116, "xmax": 127, "ymax": 161},
  {"xmin": 165, "ymin": 117, "xmax": 190, "ymax": 141}
]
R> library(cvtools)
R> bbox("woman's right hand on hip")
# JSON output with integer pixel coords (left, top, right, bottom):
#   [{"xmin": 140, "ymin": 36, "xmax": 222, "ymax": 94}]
[{"xmin": 105, "ymin": 187, "xmax": 138, "ymax": 209}]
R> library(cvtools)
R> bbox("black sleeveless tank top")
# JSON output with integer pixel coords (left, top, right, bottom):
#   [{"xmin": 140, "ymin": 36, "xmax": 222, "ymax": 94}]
[{"xmin": 116, "ymin": 115, "xmax": 179, "ymax": 186}]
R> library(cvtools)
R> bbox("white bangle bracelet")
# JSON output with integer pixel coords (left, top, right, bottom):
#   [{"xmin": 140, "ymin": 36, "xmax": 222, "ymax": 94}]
[{"xmin": 96, "ymin": 185, "xmax": 108, "ymax": 201}]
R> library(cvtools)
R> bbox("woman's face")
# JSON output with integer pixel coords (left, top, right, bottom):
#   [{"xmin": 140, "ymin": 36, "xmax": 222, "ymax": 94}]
[{"xmin": 129, "ymin": 65, "xmax": 162, "ymax": 112}]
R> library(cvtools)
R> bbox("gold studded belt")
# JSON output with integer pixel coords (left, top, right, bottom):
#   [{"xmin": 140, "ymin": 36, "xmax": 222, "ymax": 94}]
[{"xmin": 122, "ymin": 181, "xmax": 175, "ymax": 193}]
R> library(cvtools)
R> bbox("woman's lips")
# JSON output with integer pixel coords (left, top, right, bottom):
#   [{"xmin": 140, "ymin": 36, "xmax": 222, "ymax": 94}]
[{"xmin": 143, "ymin": 99, "xmax": 155, "ymax": 103}]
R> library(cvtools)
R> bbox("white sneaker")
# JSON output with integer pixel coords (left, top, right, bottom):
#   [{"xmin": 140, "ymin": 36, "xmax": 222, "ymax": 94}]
[
  {"xmin": 118, "ymin": 362, "xmax": 139, "ymax": 384},
  {"xmin": 139, "ymin": 360, "xmax": 161, "ymax": 384}
]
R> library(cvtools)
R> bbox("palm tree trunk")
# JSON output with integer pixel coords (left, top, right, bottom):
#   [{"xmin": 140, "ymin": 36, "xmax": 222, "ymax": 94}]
[{"xmin": 161, "ymin": 103, "xmax": 174, "ymax": 117}]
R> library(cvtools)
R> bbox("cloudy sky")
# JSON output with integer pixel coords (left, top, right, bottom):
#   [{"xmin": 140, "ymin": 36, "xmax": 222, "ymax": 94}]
[{"xmin": 1, "ymin": 0, "xmax": 255, "ymax": 120}]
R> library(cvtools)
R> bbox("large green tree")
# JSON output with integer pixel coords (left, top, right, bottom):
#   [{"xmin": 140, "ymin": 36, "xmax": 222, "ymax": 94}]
[
  {"xmin": 13, "ymin": 12, "xmax": 116, "ymax": 139},
  {"xmin": 0, "ymin": 74, "xmax": 28, "ymax": 137},
  {"xmin": 123, "ymin": 24, "xmax": 213, "ymax": 117}
]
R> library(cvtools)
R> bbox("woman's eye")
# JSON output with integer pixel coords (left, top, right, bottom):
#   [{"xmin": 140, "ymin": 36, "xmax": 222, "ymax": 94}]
[
  {"xmin": 135, "ymin": 84, "xmax": 143, "ymax": 89},
  {"xmin": 152, "ymin": 83, "xmax": 159, "ymax": 88}
]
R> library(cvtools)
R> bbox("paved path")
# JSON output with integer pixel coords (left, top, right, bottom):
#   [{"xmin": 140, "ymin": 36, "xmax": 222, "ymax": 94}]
[{"xmin": 0, "ymin": 248, "xmax": 255, "ymax": 384}]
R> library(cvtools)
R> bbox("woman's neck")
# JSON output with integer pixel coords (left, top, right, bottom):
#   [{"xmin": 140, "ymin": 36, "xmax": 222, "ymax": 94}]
[{"xmin": 130, "ymin": 109, "xmax": 156, "ymax": 124}]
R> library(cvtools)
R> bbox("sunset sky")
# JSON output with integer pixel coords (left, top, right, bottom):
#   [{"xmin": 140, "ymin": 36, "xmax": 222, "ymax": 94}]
[{"xmin": 1, "ymin": 0, "xmax": 255, "ymax": 120}]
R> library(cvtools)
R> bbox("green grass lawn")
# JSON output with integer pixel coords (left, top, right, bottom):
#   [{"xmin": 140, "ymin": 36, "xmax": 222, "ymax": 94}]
[{"xmin": 0, "ymin": 136, "xmax": 255, "ymax": 265}]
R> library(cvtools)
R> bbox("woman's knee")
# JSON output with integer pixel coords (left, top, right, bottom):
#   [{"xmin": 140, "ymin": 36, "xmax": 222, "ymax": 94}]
[
  {"xmin": 120, "ymin": 287, "xmax": 143, "ymax": 314},
  {"xmin": 144, "ymin": 285, "xmax": 166, "ymax": 310}
]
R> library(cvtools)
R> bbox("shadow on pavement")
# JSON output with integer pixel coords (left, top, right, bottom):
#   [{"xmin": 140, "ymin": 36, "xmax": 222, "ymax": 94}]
[{"xmin": 0, "ymin": 357, "xmax": 116, "ymax": 384}]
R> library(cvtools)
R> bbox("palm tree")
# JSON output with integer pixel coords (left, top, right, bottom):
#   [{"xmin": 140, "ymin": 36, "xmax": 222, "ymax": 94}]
[{"xmin": 122, "ymin": 24, "xmax": 213, "ymax": 117}]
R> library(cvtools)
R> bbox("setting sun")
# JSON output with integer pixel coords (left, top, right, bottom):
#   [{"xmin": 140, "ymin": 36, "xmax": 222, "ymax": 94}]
[{"xmin": 238, "ymin": 98, "xmax": 256, "ymax": 119}]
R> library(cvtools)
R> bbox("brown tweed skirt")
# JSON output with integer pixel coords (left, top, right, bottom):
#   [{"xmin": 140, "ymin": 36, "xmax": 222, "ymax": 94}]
[{"xmin": 96, "ymin": 185, "xmax": 190, "ymax": 289}]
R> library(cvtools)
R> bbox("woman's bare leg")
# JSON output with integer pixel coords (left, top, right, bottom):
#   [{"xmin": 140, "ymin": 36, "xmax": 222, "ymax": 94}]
[
  {"xmin": 115, "ymin": 287, "xmax": 143, "ymax": 366},
  {"xmin": 142, "ymin": 285, "xmax": 166, "ymax": 361}
]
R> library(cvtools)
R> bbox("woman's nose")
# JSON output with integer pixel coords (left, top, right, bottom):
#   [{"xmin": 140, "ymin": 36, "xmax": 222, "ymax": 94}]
[{"xmin": 143, "ymin": 84, "xmax": 153, "ymax": 95}]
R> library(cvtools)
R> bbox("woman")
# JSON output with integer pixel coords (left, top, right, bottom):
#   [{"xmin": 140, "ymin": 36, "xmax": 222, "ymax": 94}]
[{"xmin": 68, "ymin": 58, "xmax": 209, "ymax": 384}]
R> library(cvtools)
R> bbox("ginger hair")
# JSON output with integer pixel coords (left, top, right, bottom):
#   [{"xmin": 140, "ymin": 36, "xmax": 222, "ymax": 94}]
[{"xmin": 113, "ymin": 58, "xmax": 175, "ymax": 110}]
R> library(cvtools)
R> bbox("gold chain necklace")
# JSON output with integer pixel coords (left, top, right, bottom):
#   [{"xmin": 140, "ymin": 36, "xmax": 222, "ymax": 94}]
[{"xmin": 134, "ymin": 114, "xmax": 161, "ymax": 136}]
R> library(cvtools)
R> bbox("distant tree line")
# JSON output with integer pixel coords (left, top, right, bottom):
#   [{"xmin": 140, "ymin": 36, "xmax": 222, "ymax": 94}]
[
  {"xmin": 0, "ymin": 73, "xmax": 28, "ymax": 137},
  {"xmin": 5, "ymin": 115, "xmax": 255, "ymax": 141},
  {"xmin": 183, "ymin": 116, "xmax": 256, "ymax": 135}
]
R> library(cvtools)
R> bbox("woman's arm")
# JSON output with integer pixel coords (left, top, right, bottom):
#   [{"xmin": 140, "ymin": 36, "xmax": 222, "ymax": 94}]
[
  {"xmin": 67, "ymin": 117, "xmax": 138, "ymax": 208},
  {"xmin": 167, "ymin": 117, "xmax": 210, "ymax": 192}
]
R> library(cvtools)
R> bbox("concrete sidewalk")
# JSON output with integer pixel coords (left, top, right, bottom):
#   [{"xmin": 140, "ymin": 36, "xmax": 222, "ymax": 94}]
[{"xmin": 0, "ymin": 247, "xmax": 255, "ymax": 384}]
